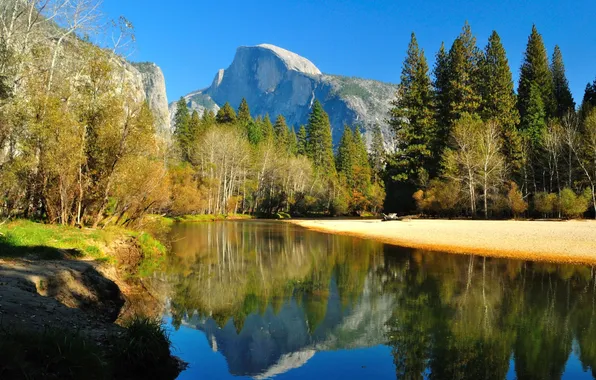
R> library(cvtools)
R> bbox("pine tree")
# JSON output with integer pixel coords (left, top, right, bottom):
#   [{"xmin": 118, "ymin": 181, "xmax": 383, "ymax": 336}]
[
  {"xmin": 582, "ymin": 78, "xmax": 596, "ymax": 116},
  {"xmin": 369, "ymin": 125, "xmax": 385, "ymax": 183},
  {"xmin": 237, "ymin": 98, "xmax": 252, "ymax": 125},
  {"xmin": 336, "ymin": 126, "xmax": 355, "ymax": 185},
  {"xmin": 306, "ymin": 100, "xmax": 336, "ymax": 177},
  {"xmin": 478, "ymin": 31, "xmax": 522, "ymax": 171},
  {"xmin": 352, "ymin": 126, "xmax": 372, "ymax": 189},
  {"xmin": 433, "ymin": 42, "xmax": 451, "ymax": 144},
  {"xmin": 174, "ymin": 97, "xmax": 191, "ymax": 161},
  {"xmin": 387, "ymin": 32, "xmax": 436, "ymax": 186},
  {"xmin": 188, "ymin": 110, "xmax": 202, "ymax": 146},
  {"xmin": 446, "ymin": 21, "xmax": 481, "ymax": 122},
  {"xmin": 274, "ymin": 115, "xmax": 290, "ymax": 150},
  {"xmin": 297, "ymin": 125, "xmax": 308, "ymax": 156},
  {"xmin": 551, "ymin": 45, "xmax": 575, "ymax": 119},
  {"xmin": 261, "ymin": 114, "xmax": 274, "ymax": 141},
  {"xmin": 246, "ymin": 120, "xmax": 263, "ymax": 145},
  {"xmin": 479, "ymin": 31, "xmax": 519, "ymax": 127},
  {"xmin": 202, "ymin": 109, "xmax": 215, "ymax": 126},
  {"xmin": 518, "ymin": 25, "xmax": 555, "ymax": 121},
  {"xmin": 288, "ymin": 127, "xmax": 298, "ymax": 156},
  {"xmin": 521, "ymin": 84, "xmax": 547, "ymax": 146},
  {"xmin": 216, "ymin": 102, "xmax": 237, "ymax": 124}
]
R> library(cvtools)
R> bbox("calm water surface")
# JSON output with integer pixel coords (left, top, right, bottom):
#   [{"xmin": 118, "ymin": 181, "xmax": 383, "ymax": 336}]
[{"xmin": 154, "ymin": 221, "xmax": 596, "ymax": 379}]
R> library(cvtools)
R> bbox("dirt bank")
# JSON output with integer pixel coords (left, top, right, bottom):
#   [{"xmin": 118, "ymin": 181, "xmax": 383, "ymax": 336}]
[
  {"xmin": 0, "ymin": 236, "xmax": 164, "ymax": 340},
  {"xmin": 289, "ymin": 219, "xmax": 596, "ymax": 265}
]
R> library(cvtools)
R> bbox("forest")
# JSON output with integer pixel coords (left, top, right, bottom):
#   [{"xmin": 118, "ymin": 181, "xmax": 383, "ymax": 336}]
[
  {"xmin": 1, "ymin": 0, "xmax": 596, "ymax": 226},
  {"xmin": 387, "ymin": 22, "xmax": 596, "ymax": 218},
  {"xmin": 0, "ymin": 0, "xmax": 385, "ymax": 226},
  {"xmin": 169, "ymin": 97, "xmax": 385, "ymax": 218}
]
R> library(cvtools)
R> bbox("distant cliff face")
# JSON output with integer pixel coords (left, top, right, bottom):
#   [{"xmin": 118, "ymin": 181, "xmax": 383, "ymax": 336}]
[
  {"xmin": 171, "ymin": 44, "xmax": 397, "ymax": 146},
  {"xmin": 130, "ymin": 62, "xmax": 170, "ymax": 134}
]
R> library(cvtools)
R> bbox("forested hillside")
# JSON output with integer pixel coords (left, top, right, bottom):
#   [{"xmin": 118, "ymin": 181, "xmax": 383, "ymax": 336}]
[
  {"xmin": 0, "ymin": 0, "xmax": 170, "ymax": 226},
  {"xmin": 385, "ymin": 23, "xmax": 596, "ymax": 218},
  {"xmin": 2, "ymin": 1, "xmax": 595, "ymax": 224}
]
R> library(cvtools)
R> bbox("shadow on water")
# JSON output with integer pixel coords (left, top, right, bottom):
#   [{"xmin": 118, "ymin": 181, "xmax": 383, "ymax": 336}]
[{"xmin": 157, "ymin": 221, "xmax": 596, "ymax": 379}]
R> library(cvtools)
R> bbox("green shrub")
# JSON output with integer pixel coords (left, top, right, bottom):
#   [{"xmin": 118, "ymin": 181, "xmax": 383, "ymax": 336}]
[
  {"xmin": 112, "ymin": 317, "xmax": 180, "ymax": 380},
  {"xmin": 559, "ymin": 188, "xmax": 590, "ymax": 218},
  {"xmin": 534, "ymin": 192, "xmax": 558, "ymax": 216},
  {"xmin": 413, "ymin": 179, "xmax": 461, "ymax": 215}
]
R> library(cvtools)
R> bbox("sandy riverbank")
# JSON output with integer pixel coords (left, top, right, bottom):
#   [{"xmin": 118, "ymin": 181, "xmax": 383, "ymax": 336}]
[{"xmin": 289, "ymin": 219, "xmax": 596, "ymax": 265}]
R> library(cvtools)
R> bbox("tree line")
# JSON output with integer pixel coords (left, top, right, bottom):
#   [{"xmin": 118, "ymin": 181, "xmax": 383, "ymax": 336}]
[
  {"xmin": 386, "ymin": 22, "xmax": 596, "ymax": 219},
  {"xmin": 0, "ymin": 0, "xmax": 385, "ymax": 227},
  {"xmin": 171, "ymin": 97, "xmax": 385, "ymax": 217},
  {"xmin": 0, "ymin": 0, "xmax": 170, "ymax": 227}
]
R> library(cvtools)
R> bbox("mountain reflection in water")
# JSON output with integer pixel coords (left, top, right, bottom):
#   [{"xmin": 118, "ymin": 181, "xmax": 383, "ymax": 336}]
[{"xmin": 154, "ymin": 221, "xmax": 596, "ymax": 379}]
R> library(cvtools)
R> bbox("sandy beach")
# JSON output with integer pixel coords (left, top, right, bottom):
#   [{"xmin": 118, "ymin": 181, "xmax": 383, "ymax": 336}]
[{"xmin": 289, "ymin": 219, "xmax": 596, "ymax": 264}]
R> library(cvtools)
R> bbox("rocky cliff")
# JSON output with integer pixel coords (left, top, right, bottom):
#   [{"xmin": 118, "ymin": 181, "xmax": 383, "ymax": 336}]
[
  {"xmin": 130, "ymin": 62, "xmax": 171, "ymax": 134},
  {"xmin": 171, "ymin": 44, "xmax": 397, "ymax": 146}
]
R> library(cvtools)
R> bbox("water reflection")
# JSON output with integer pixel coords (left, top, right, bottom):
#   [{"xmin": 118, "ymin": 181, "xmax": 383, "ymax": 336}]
[{"xmin": 156, "ymin": 221, "xmax": 596, "ymax": 379}]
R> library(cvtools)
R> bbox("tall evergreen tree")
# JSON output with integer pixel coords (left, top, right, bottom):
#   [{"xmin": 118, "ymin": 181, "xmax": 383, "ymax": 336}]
[
  {"xmin": 478, "ymin": 31, "xmax": 519, "ymax": 127},
  {"xmin": 297, "ymin": 125, "xmax": 308, "ymax": 156},
  {"xmin": 246, "ymin": 120, "xmax": 263, "ymax": 145},
  {"xmin": 274, "ymin": 115, "xmax": 290, "ymax": 149},
  {"xmin": 582, "ymin": 78, "xmax": 596, "ymax": 116},
  {"xmin": 202, "ymin": 109, "xmax": 215, "ymax": 125},
  {"xmin": 237, "ymin": 98, "xmax": 252, "ymax": 125},
  {"xmin": 288, "ymin": 127, "xmax": 298, "ymax": 156},
  {"xmin": 446, "ymin": 21, "xmax": 481, "ymax": 122},
  {"xmin": 518, "ymin": 25, "xmax": 555, "ymax": 122},
  {"xmin": 551, "ymin": 45, "xmax": 575, "ymax": 118},
  {"xmin": 306, "ymin": 100, "xmax": 336, "ymax": 177},
  {"xmin": 174, "ymin": 97, "xmax": 191, "ymax": 161},
  {"xmin": 433, "ymin": 42, "xmax": 451, "ymax": 144},
  {"xmin": 387, "ymin": 32, "xmax": 436, "ymax": 186},
  {"xmin": 478, "ymin": 31, "xmax": 522, "ymax": 171},
  {"xmin": 188, "ymin": 110, "xmax": 202, "ymax": 145},
  {"xmin": 352, "ymin": 127, "xmax": 372, "ymax": 188},
  {"xmin": 521, "ymin": 84, "xmax": 547, "ymax": 146},
  {"xmin": 261, "ymin": 114, "xmax": 274, "ymax": 141},
  {"xmin": 369, "ymin": 125, "xmax": 385, "ymax": 183},
  {"xmin": 336, "ymin": 126, "xmax": 355, "ymax": 185},
  {"xmin": 216, "ymin": 102, "xmax": 237, "ymax": 124}
]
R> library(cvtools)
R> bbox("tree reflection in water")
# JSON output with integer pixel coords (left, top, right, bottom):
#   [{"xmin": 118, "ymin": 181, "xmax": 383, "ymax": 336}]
[{"xmin": 155, "ymin": 221, "xmax": 596, "ymax": 379}]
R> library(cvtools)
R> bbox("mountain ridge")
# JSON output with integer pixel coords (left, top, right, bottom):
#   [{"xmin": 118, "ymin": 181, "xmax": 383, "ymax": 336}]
[{"xmin": 170, "ymin": 44, "xmax": 397, "ymax": 146}]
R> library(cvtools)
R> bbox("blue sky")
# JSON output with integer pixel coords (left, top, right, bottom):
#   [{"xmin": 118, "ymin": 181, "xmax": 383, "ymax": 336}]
[{"xmin": 101, "ymin": 0, "xmax": 595, "ymax": 104}]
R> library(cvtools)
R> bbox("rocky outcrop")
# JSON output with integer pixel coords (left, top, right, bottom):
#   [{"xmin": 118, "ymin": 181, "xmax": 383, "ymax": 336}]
[
  {"xmin": 130, "ymin": 62, "xmax": 171, "ymax": 134},
  {"xmin": 172, "ymin": 44, "xmax": 397, "ymax": 146}
]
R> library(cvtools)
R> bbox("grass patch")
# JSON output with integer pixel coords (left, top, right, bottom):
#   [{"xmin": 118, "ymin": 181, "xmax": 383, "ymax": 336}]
[
  {"xmin": 112, "ymin": 317, "xmax": 180, "ymax": 379},
  {"xmin": 0, "ymin": 220, "xmax": 116, "ymax": 260},
  {"xmin": 0, "ymin": 318, "xmax": 181, "ymax": 379},
  {"xmin": 135, "ymin": 232, "xmax": 167, "ymax": 277}
]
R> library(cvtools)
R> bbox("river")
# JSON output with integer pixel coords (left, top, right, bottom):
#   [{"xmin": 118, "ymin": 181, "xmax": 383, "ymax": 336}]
[{"xmin": 152, "ymin": 221, "xmax": 596, "ymax": 379}]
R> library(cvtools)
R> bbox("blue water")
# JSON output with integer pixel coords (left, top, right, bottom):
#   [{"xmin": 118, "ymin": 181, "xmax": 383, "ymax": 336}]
[{"xmin": 156, "ymin": 221, "xmax": 596, "ymax": 379}]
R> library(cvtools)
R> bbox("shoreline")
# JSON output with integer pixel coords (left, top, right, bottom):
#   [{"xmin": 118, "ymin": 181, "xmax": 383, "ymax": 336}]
[{"xmin": 288, "ymin": 218, "xmax": 596, "ymax": 265}]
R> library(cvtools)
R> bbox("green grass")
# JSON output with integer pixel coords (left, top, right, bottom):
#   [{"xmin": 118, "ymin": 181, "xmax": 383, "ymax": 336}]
[
  {"xmin": 0, "ymin": 220, "xmax": 115, "ymax": 260},
  {"xmin": 111, "ymin": 317, "xmax": 181, "ymax": 379},
  {"xmin": 135, "ymin": 232, "xmax": 167, "ymax": 277},
  {"xmin": 0, "ymin": 220, "xmax": 168, "ymax": 278},
  {"xmin": 0, "ymin": 318, "xmax": 181, "ymax": 380}
]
